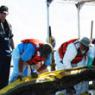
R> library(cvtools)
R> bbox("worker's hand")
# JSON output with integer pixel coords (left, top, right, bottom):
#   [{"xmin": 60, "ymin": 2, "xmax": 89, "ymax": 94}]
[
  {"xmin": 31, "ymin": 72, "xmax": 38, "ymax": 78},
  {"xmin": 87, "ymin": 64, "xmax": 93, "ymax": 70},
  {"xmin": 17, "ymin": 73, "xmax": 23, "ymax": 81}
]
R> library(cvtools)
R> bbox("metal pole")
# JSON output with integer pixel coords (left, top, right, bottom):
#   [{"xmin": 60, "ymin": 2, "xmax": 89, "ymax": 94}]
[
  {"xmin": 46, "ymin": 1, "xmax": 50, "ymax": 41},
  {"xmin": 90, "ymin": 20, "xmax": 94, "ymax": 41},
  {"xmin": 76, "ymin": 2, "xmax": 81, "ymax": 39},
  {"xmin": 77, "ymin": 7, "xmax": 80, "ymax": 39},
  {"xmin": 46, "ymin": 0, "xmax": 53, "ymax": 41},
  {"xmin": 46, "ymin": 0, "xmax": 56, "ymax": 71},
  {"xmin": 75, "ymin": 2, "xmax": 84, "ymax": 39}
]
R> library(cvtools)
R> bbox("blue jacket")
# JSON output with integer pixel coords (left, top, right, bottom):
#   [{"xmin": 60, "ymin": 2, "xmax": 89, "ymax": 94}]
[{"xmin": 17, "ymin": 43, "xmax": 52, "ymax": 66}]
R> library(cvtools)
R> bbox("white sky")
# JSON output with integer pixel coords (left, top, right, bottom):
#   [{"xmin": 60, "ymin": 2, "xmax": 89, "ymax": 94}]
[{"xmin": 1, "ymin": 0, "xmax": 95, "ymax": 49}]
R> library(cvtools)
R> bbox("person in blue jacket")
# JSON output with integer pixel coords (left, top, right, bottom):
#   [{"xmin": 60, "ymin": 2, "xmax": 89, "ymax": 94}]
[{"xmin": 9, "ymin": 39, "xmax": 52, "ymax": 82}]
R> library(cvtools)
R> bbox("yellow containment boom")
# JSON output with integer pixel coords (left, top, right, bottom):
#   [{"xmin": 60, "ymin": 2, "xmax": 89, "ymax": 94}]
[{"xmin": 0, "ymin": 66, "xmax": 95, "ymax": 95}]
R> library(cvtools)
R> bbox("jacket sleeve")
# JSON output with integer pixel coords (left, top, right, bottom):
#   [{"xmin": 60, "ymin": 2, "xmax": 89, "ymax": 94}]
[
  {"xmin": 19, "ymin": 43, "xmax": 36, "ymax": 62},
  {"xmin": 62, "ymin": 43, "xmax": 77, "ymax": 69},
  {"xmin": 44, "ymin": 53, "xmax": 52, "ymax": 66},
  {"xmin": 87, "ymin": 46, "xmax": 95, "ymax": 66}
]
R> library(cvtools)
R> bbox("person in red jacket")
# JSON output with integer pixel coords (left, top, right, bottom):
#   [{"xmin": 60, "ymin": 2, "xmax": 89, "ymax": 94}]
[
  {"xmin": 9, "ymin": 39, "xmax": 52, "ymax": 82},
  {"xmin": 55, "ymin": 37, "xmax": 90, "ymax": 95}
]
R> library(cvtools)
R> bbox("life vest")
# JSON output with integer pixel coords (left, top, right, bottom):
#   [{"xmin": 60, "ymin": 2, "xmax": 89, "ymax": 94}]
[
  {"xmin": 21, "ymin": 39, "xmax": 45, "ymax": 65},
  {"xmin": 21, "ymin": 39, "xmax": 43, "ymax": 46},
  {"xmin": 58, "ymin": 39, "xmax": 84, "ymax": 64}
]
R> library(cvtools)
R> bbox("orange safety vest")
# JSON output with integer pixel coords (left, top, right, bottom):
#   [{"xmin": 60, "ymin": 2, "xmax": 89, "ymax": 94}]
[
  {"xmin": 21, "ymin": 39, "xmax": 45, "ymax": 65},
  {"xmin": 58, "ymin": 39, "xmax": 84, "ymax": 64}
]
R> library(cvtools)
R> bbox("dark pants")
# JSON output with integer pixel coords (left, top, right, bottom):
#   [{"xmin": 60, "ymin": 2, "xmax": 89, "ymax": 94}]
[{"xmin": 0, "ymin": 56, "xmax": 11, "ymax": 89}]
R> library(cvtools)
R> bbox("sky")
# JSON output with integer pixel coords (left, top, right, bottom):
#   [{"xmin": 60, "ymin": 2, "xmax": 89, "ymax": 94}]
[{"xmin": 1, "ymin": 0, "xmax": 95, "ymax": 49}]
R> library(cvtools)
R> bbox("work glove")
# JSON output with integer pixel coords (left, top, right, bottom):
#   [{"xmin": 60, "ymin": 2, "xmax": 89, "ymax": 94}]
[
  {"xmin": 17, "ymin": 73, "xmax": 23, "ymax": 81},
  {"xmin": 31, "ymin": 72, "xmax": 38, "ymax": 78},
  {"xmin": 30, "ymin": 65, "xmax": 38, "ymax": 78},
  {"xmin": 87, "ymin": 56, "xmax": 94, "ymax": 70},
  {"xmin": 31, "ymin": 69, "xmax": 38, "ymax": 78}
]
